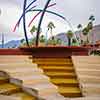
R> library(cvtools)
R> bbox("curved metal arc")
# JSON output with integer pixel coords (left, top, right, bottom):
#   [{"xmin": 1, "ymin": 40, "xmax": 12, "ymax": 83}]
[
  {"xmin": 13, "ymin": 2, "xmax": 56, "ymax": 32},
  {"xmin": 28, "ymin": 12, "xmax": 41, "ymax": 27},
  {"xmin": 26, "ymin": 0, "xmax": 37, "ymax": 10},
  {"xmin": 13, "ymin": 6, "xmax": 65, "ymax": 32},
  {"xmin": 13, "ymin": 5, "xmax": 37, "ymax": 32},
  {"xmin": 30, "ymin": 9, "xmax": 66, "ymax": 20},
  {"xmin": 36, "ymin": 0, "xmax": 52, "ymax": 46},
  {"xmin": 23, "ymin": 0, "xmax": 29, "ymax": 46},
  {"xmin": 28, "ymin": 3, "xmax": 56, "ymax": 27}
]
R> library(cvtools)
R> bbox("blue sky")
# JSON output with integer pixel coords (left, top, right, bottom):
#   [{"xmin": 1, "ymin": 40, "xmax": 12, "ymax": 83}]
[{"xmin": 0, "ymin": 0, "xmax": 100, "ymax": 43}]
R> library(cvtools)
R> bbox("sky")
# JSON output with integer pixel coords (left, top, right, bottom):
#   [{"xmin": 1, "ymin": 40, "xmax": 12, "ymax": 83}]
[{"xmin": 0, "ymin": 0, "xmax": 100, "ymax": 43}]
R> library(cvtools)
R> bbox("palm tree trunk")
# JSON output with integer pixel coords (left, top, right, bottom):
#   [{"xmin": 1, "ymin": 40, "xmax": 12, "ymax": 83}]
[
  {"xmin": 36, "ymin": 0, "xmax": 51, "ymax": 46},
  {"xmin": 45, "ymin": 29, "xmax": 49, "ymax": 46},
  {"xmin": 2, "ymin": 33, "xmax": 4, "ymax": 48},
  {"xmin": 23, "ymin": 0, "xmax": 29, "ymax": 47},
  {"xmin": 51, "ymin": 28, "xmax": 53, "ymax": 37},
  {"xmin": 68, "ymin": 38, "xmax": 71, "ymax": 46}
]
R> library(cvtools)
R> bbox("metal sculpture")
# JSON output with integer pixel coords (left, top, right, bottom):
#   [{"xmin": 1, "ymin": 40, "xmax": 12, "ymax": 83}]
[{"xmin": 13, "ymin": 0, "xmax": 71, "ymax": 47}]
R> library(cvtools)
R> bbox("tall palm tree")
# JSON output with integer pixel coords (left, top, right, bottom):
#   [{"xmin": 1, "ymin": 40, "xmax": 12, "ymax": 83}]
[
  {"xmin": 88, "ymin": 15, "xmax": 95, "ymax": 44},
  {"xmin": 47, "ymin": 21, "xmax": 55, "ymax": 37},
  {"xmin": 82, "ymin": 27, "xmax": 90, "ymax": 44},
  {"xmin": 89, "ymin": 15, "xmax": 95, "ymax": 22},
  {"xmin": 48, "ymin": 36, "xmax": 56, "ymax": 46},
  {"xmin": 39, "ymin": 35, "xmax": 46, "ymax": 43},
  {"xmin": 67, "ymin": 30, "xmax": 73, "ymax": 46},
  {"xmin": 30, "ymin": 25, "xmax": 37, "ymax": 34},
  {"xmin": 77, "ymin": 24, "xmax": 82, "ymax": 44}
]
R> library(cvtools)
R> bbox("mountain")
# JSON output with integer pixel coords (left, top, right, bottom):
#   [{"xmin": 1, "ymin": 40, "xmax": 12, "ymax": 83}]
[
  {"xmin": 0, "ymin": 40, "xmax": 21, "ymax": 48},
  {"xmin": 75, "ymin": 24, "xmax": 100, "ymax": 43},
  {"xmin": 55, "ymin": 24, "xmax": 100, "ymax": 45},
  {"xmin": 92, "ymin": 24, "xmax": 100, "ymax": 42},
  {"xmin": 55, "ymin": 33, "xmax": 68, "ymax": 45}
]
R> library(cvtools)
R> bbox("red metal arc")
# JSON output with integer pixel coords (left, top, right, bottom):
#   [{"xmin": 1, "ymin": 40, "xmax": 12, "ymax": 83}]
[{"xmin": 28, "ymin": 3, "xmax": 56, "ymax": 27}]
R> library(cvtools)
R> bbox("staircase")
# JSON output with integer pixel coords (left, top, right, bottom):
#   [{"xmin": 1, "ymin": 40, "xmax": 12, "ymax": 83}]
[
  {"xmin": 72, "ymin": 56, "xmax": 100, "ymax": 96},
  {"xmin": 0, "ymin": 55, "xmax": 41, "ymax": 100},
  {"xmin": 0, "ymin": 55, "xmax": 66, "ymax": 100},
  {"xmin": 32, "ymin": 57, "xmax": 82, "ymax": 97},
  {"xmin": 0, "ymin": 76, "xmax": 36, "ymax": 100}
]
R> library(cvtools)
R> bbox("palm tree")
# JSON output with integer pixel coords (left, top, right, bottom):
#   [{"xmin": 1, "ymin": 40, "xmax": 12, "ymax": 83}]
[
  {"xmin": 89, "ymin": 15, "xmax": 95, "ymax": 22},
  {"xmin": 47, "ymin": 21, "xmax": 55, "ymax": 37},
  {"xmin": 39, "ymin": 35, "xmax": 46, "ymax": 43},
  {"xmin": 77, "ymin": 24, "xmax": 82, "ymax": 44},
  {"xmin": 48, "ymin": 36, "xmax": 56, "ymax": 46},
  {"xmin": 82, "ymin": 27, "xmax": 90, "ymax": 44},
  {"xmin": 88, "ymin": 15, "xmax": 95, "ymax": 44},
  {"xmin": 67, "ymin": 30, "xmax": 73, "ymax": 46},
  {"xmin": 56, "ymin": 38, "xmax": 62, "ymax": 46},
  {"xmin": 30, "ymin": 25, "xmax": 37, "ymax": 34},
  {"xmin": 72, "ymin": 38, "xmax": 77, "ymax": 46}
]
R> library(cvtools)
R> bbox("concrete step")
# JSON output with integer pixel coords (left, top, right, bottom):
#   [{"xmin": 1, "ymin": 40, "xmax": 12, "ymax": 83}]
[
  {"xmin": 45, "ymin": 72, "xmax": 76, "ymax": 78},
  {"xmin": 0, "ymin": 83, "xmax": 21, "ymax": 95},
  {"xmin": 0, "ymin": 95, "xmax": 21, "ymax": 100},
  {"xmin": 79, "ymin": 75, "xmax": 100, "ymax": 83},
  {"xmin": 42, "ymin": 66, "xmax": 74, "ymax": 72},
  {"xmin": 50, "ymin": 78, "xmax": 79, "ymax": 87},
  {"xmin": 82, "ymin": 83, "xmax": 100, "ymax": 96},
  {"xmin": 58, "ymin": 86, "xmax": 82, "ymax": 97},
  {"xmin": 0, "ymin": 63, "xmax": 37, "ymax": 69},
  {"xmin": 32, "ymin": 58, "xmax": 71, "ymax": 62},
  {"xmin": 11, "ymin": 92, "xmax": 36, "ymax": 100},
  {"xmin": 35, "ymin": 62, "xmax": 72, "ymax": 65},
  {"xmin": 77, "ymin": 71, "xmax": 100, "ymax": 76},
  {"xmin": 33, "ymin": 57, "xmax": 82, "ymax": 98},
  {"xmin": 0, "ymin": 77, "xmax": 9, "ymax": 84},
  {"xmin": 23, "ymin": 82, "xmax": 58, "ymax": 99},
  {"xmin": 0, "ymin": 59, "xmax": 32, "ymax": 63},
  {"xmin": 70, "ymin": 96, "xmax": 100, "ymax": 100}
]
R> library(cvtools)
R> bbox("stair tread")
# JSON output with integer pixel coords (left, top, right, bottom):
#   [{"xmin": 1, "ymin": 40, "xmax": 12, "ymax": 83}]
[
  {"xmin": 0, "ymin": 83, "xmax": 21, "ymax": 94},
  {"xmin": 33, "ymin": 57, "xmax": 82, "ymax": 97},
  {"xmin": 0, "ymin": 77, "xmax": 8, "ymax": 80},
  {"xmin": 33, "ymin": 58, "xmax": 71, "ymax": 61},
  {"xmin": 11, "ymin": 92, "xmax": 36, "ymax": 100},
  {"xmin": 45, "ymin": 72, "xmax": 75, "ymax": 75},
  {"xmin": 0, "ymin": 77, "xmax": 9, "ymax": 84},
  {"xmin": 59, "ymin": 87, "xmax": 81, "ymax": 93},
  {"xmin": 51, "ymin": 79, "xmax": 78, "ymax": 84},
  {"xmin": 36, "ymin": 62, "xmax": 72, "ymax": 64},
  {"xmin": 42, "ymin": 66, "xmax": 73, "ymax": 69}
]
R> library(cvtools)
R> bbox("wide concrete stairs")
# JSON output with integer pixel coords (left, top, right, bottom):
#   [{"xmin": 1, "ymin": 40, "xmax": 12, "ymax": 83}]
[
  {"xmin": 32, "ymin": 57, "xmax": 82, "ymax": 98},
  {"xmin": 71, "ymin": 56, "xmax": 100, "ymax": 100},
  {"xmin": 0, "ymin": 55, "xmax": 65, "ymax": 100}
]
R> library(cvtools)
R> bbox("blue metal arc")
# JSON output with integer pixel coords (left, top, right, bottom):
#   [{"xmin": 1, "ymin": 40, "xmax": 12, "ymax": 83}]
[
  {"xmin": 17, "ymin": 8, "xmax": 66, "ymax": 28},
  {"xmin": 23, "ymin": 0, "xmax": 29, "ymax": 46},
  {"xmin": 16, "ymin": 5, "xmax": 37, "ymax": 26},
  {"xmin": 26, "ymin": 0, "xmax": 37, "ymax": 10},
  {"xmin": 22, "ymin": 0, "xmax": 37, "ymax": 46},
  {"xmin": 29, "ymin": 9, "xmax": 66, "ymax": 20}
]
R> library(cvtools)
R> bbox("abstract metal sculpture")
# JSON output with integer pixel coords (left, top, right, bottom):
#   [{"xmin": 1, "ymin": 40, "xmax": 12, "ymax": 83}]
[{"xmin": 13, "ymin": 0, "xmax": 70, "ymax": 47}]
